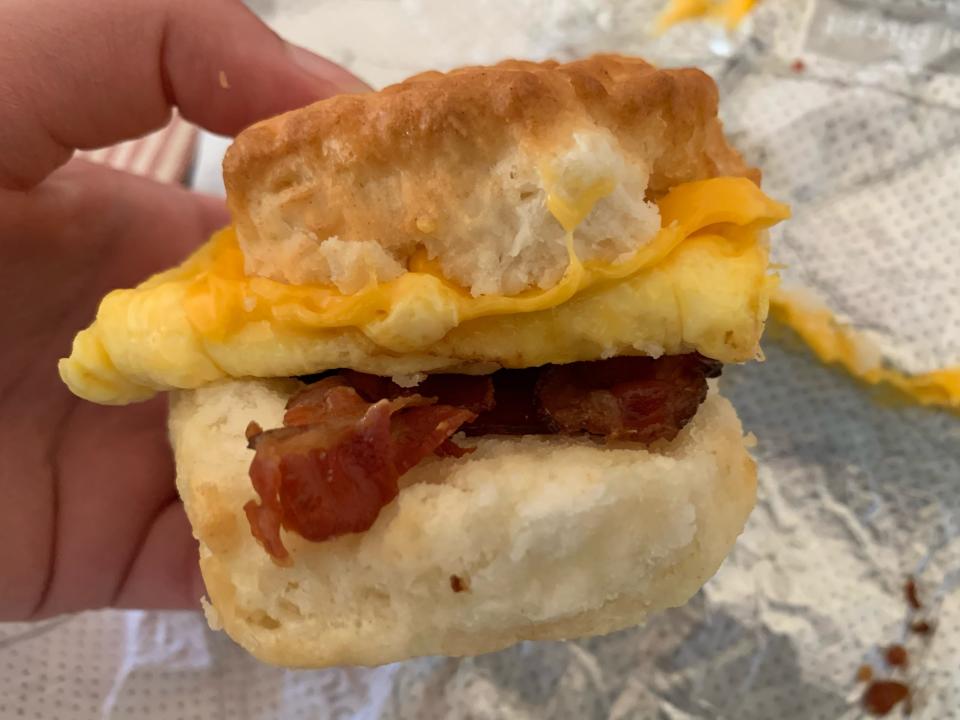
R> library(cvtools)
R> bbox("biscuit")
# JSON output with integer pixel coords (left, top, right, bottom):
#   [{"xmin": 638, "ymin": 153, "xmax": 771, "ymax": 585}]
[
  {"xmin": 225, "ymin": 55, "xmax": 756, "ymax": 295},
  {"xmin": 170, "ymin": 379, "xmax": 756, "ymax": 667}
]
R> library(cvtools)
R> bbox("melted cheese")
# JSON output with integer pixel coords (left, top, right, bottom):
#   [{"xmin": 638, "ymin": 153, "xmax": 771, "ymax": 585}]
[
  {"xmin": 656, "ymin": 0, "xmax": 758, "ymax": 32},
  {"xmin": 770, "ymin": 288, "xmax": 960, "ymax": 411},
  {"xmin": 545, "ymin": 177, "xmax": 617, "ymax": 233},
  {"xmin": 59, "ymin": 177, "xmax": 789, "ymax": 405},
  {"xmin": 149, "ymin": 177, "xmax": 785, "ymax": 347}
]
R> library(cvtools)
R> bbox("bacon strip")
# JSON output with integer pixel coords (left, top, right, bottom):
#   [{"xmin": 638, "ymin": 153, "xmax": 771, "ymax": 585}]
[
  {"xmin": 535, "ymin": 355, "xmax": 720, "ymax": 442},
  {"xmin": 247, "ymin": 355, "xmax": 720, "ymax": 559},
  {"xmin": 244, "ymin": 378, "xmax": 475, "ymax": 561},
  {"xmin": 340, "ymin": 370, "xmax": 495, "ymax": 413},
  {"xmin": 336, "ymin": 354, "xmax": 721, "ymax": 442}
]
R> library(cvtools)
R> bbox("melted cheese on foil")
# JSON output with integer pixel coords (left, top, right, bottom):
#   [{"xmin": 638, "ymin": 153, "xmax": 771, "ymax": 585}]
[
  {"xmin": 59, "ymin": 177, "xmax": 789, "ymax": 405},
  {"xmin": 770, "ymin": 289, "xmax": 960, "ymax": 412},
  {"xmin": 656, "ymin": 0, "xmax": 758, "ymax": 32}
]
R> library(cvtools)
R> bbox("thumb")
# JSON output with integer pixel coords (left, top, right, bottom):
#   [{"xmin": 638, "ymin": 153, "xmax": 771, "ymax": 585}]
[{"xmin": 0, "ymin": 0, "xmax": 369, "ymax": 191}]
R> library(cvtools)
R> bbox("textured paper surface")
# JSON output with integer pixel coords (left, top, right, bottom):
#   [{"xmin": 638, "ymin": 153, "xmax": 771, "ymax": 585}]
[{"xmin": 3, "ymin": 1, "xmax": 959, "ymax": 718}]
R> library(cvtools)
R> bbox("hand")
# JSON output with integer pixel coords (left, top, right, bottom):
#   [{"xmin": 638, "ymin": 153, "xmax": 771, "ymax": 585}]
[{"xmin": 0, "ymin": 0, "xmax": 367, "ymax": 620}]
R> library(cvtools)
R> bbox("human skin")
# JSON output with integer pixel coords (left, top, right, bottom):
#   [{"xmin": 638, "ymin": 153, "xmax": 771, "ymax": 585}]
[{"xmin": 0, "ymin": 0, "xmax": 367, "ymax": 620}]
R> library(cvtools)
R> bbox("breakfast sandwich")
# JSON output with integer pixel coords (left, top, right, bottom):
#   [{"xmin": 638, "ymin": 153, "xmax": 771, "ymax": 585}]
[{"xmin": 60, "ymin": 55, "xmax": 788, "ymax": 667}]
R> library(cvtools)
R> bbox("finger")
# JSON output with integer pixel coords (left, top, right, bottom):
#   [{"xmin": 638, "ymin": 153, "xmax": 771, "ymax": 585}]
[
  {"xmin": 0, "ymin": 161, "xmax": 222, "ymax": 619},
  {"xmin": 0, "ymin": 161, "xmax": 224, "ymax": 421},
  {"xmin": 26, "ymin": 397, "xmax": 188, "ymax": 618},
  {"xmin": 195, "ymin": 194, "xmax": 233, "ymax": 240},
  {"xmin": 0, "ymin": 0, "xmax": 369, "ymax": 191},
  {"xmin": 111, "ymin": 500, "xmax": 206, "ymax": 612},
  {"xmin": 0, "ymin": 161, "xmax": 226, "ymax": 619},
  {"xmin": 2, "ymin": 159, "xmax": 227, "ymax": 289}
]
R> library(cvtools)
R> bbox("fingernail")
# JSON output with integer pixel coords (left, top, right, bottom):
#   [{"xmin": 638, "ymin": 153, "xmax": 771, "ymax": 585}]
[{"xmin": 284, "ymin": 43, "xmax": 371, "ymax": 94}]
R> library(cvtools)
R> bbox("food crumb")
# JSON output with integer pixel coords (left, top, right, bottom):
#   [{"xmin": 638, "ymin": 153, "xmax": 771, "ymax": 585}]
[
  {"xmin": 905, "ymin": 577, "xmax": 922, "ymax": 609},
  {"xmin": 885, "ymin": 644, "xmax": 908, "ymax": 668},
  {"xmin": 219, "ymin": 70, "xmax": 230, "ymax": 89},
  {"xmin": 863, "ymin": 680, "xmax": 910, "ymax": 716},
  {"xmin": 856, "ymin": 665, "xmax": 874, "ymax": 683},
  {"xmin": 450, "ymin": 574, "xmax": 469, "ymax": 593},
  {"xmin": 245, "ymin": 421, "xmax": 263, "ymax": 443},
  {"xmin": 201, "ymin": 597, "xmax": 222, "ymax": 630},
  {"xmin": 391, "ymin": 372, "xmax": 426, "ymax": 388}
]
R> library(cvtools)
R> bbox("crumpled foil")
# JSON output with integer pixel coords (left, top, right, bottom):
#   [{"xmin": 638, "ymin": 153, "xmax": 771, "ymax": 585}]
[{"xmin": 3, "ymin": 1, "xmax": 959, "ymax": 718}]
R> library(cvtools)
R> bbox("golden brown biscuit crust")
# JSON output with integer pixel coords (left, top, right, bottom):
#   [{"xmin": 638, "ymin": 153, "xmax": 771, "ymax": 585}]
[
  {"xmin": 226, "ymin": 55, "xmax": 756, "ymax": 194},
  {"xmin": 225, "ymin": 55, "xmax": 758, "ymax": 292}
]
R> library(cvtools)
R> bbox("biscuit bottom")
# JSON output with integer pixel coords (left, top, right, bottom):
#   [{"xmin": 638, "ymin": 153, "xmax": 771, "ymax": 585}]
[{"xmin": 170, "ymin": 378, "xmax": 756, "ymax": 668}]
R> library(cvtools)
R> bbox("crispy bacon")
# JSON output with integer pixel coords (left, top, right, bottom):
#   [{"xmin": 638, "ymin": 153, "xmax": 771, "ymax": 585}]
[
  {"xmin": 535, "ymin": 355, "xmax": 720, "ymax": 442},
  {"xmin": 248, "ymin": 354, "xmax": 721, "ymax": 559},
  {"xmin": 244, "ymin": 379, "xmax": 475, "ymax": 560},
  {"xmin": 336, "ymin": 355, "xmax": 720, "ymax": 442},
  {"xmin": 340, "ymin": 370, "xmax": 495, "ymax": 413}
]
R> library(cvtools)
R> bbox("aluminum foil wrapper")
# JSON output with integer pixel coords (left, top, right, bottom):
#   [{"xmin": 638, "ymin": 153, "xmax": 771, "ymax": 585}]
[{"xmin": 2, "ymin": 1, "xmax": 958, "ymax": 718}]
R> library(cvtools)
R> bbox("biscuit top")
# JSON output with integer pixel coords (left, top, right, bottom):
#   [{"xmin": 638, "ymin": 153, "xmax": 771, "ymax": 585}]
[{"xmin": 224, "ymin": 54, "xmax": 757, "ymax": 296}]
